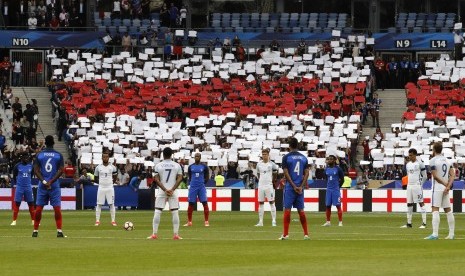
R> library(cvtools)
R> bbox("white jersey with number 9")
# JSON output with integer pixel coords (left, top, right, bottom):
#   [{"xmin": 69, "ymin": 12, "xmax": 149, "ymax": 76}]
[{"xmin": 430, "ymin": 155, "xmax": 450, "ymax": 192}]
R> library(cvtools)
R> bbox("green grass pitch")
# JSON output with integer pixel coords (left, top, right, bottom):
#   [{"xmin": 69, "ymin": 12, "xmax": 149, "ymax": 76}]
[{"xmin": 1, "ymin": 210, "xmax": 463, "ymax": 276}]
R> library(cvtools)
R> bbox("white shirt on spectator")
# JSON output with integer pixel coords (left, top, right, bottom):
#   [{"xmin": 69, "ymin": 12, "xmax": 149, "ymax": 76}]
[
  {"xmin": 113, "ymin": 0, "xmax": 121, "ymax": 12},
  {"xmin": 28, "ymin": 17, "xmax": 37, "ymax": 29},
  {"xmin": 13, "ymin": 61, "xmax": 22, "ymax": 73}
]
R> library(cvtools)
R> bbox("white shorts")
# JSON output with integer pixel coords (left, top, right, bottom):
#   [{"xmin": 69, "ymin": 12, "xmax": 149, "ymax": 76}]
[
  {"xmin": 431, "ymin": 190, "xmax": 451, "ymax": 209},
  {"xmin": 155, "ymin": 190, "xmax": 179, "ymax": 210},
  {"xmin": 406, "ymin": 185, "xmax": 423, "ymax": 204},
  {"xmin": 258, "ymin": 186, "xmax": 275, "ymax": 202},
  {"xmin": 97, "ymin": 187, "xmax": 115, "ymax": 205}
]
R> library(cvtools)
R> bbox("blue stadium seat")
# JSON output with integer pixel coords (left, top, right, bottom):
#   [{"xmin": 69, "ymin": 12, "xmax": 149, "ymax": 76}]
[
  {"xmin": 387, "ymin": 27, "xmax": 396, "ymax": 33},
  {"xmin": 108, "ymin": 26, "xmax": 117, "ymax": 34},
  {"xmin": 425, "ymin": 20, "xmax": 435, "ymax": 27},
  {"xmin": 441, "ymin": 27, "xmax": 450, "ymax": 33},
  {"xmin": 231, "ymin": 20, "xmax": 240, "ymax": 28},
  {"xmin": 103, "ymin": 18, "xmax": 112, "ymax": 26},
  {"xmin": 94, "ymin": 12, "xmax": 100, "ymax": 21},
  {"xmin": 129, "ymin": 26, "xmax": 138, "ymax": 34},
  {"xmin": 445, "ymin": 20, "xmax": 454, "ymax": 28},
  {"xmin": 142, "ymin": 19, "xmax": 151, "ymax": 27},
  {"xmin": 415, "ymin": 20, "xmax": 424, "ymax": 27},
  {"xmin": 260, "ymin": 20, "xmax": 269, "ymax": 28},
  {"xmin": 123, "ymin": 19, "xmax": 131, "ymax": 27},
  {"xmin": 338, "ymin": 13, "xmax": 348, "ymax": 20},
  {"xmin": 241, "ymin": 17, "xmax": 250, "ymax": 27},
  {"xmin": 251, "ymin": 13, "xmax": 260, "ymax": 20},
  {"xmin": 270, "ymin": 13, "xmax": 280, "ymax": 21},
  {"xmin": 212, "ymin": 20, "xmax": 221, "ymax": 27},
  {"xmin": 337, "ymin": 20, "xmax": 346, "ymax": 27},
  {"xmin": 406, "ymin": 20, "xmax": 415, "ymax": 28},
  {"xmin": 95, "ymin": 18, "xmax": 102, "ymax": 26},
  {"xmin": 231, "ymin": 13, "xmax": 241, "ymax": 20},
  {"xmin": 261, "ymin": 13, "xmax": 270, "ymax": 21},
  {"xmin": 214, "ymin": 27, "xmax": 223, "ymax": 33},
  {"xmin": 300, "ymin": 13, "xmax": 309, "ymax": 21},
  {"xmin": 308, "ymin": 20, "xmax": 317, "ymax": 28},
  {"xmin": 255, "ymin": 27, "xmax": 265, "ymax": 33},
  {"xmin": 323, "ymin": 27, "xmax": 332, "ymax": 33},
  {"xmin": 280, "ymin": 27, "xmax": 291, "ymax": 33},
  {"xmin": 412, "ymin": 27, "xmax": 422, "ymax": 33},
  {"xmin": 280, "ymin": 13, "xmax": 290, "ymax": 20},
  {"xmin": 151, "ymin": 13, "xmax": 160, "ymax": 20},
  {"xmin": 400, "ymin": 27, "xmax": 408, "ymax": 33},
  {"xmin": 212, "ymin": 13, "xmax": 221, "ymax": 21},
  {"xmin": 290, "ymin": 13, "xmax": 299, "ymax": 20},
  {"xmin": 343, "ymin": 27, "xmax": 353, "ymax": 34},
  {"xmin": 222, "ymin": 13, "xmax": 231, "ymax": 22},
  {"xmin": 302, "ymin": 27, "xmax": 311, "ymax": 33},
  {"xmin": 427, "ymin": 27, "xmax": 436, "ymax": 33},
  {"xmin": 250, "ymin": 19, "xmax": 259, "ymax": 28},
  {"xmin": 133, "ymin": 19, "xmax": 141, "ymax": 27},
  {"xmin": 327, "ymin": 20, "xmax": 336, "ymax": 28},
  {"xmin": 224, "ymin": 27, "xmax": 233, "ymax": 33},
  {"xmin": 118, "ymin": 26, "xmax": 127, "ymax": 33},
  {"xmin": 235, "ymin": 26, "xmax": 243, "ymax": 33},
  {"xmin": 309, "ymin": 13, "xmax": 318, "ymax": 20},
  {"xmin": 113, "ymin": 18, "xmax": 121, "ymax": 26},
  {"xmin": 222, "ymin": 20, "xmax": 231, "ymax": 28},
  {"xmin": 292, "ymin": 27, "xmax": 301, "ymax": 33},
  {"xmin": 313, "ymin": 27, "xmax": 322, "ymax": 33},
  {"xmin": 407, "ymin": 13, "xmax": 417, "ymax": 20},
  {"xmin": 417, "ymin": 13, "xmax": 427, "ymax": 20},
  {"xmin": 151, "ymin": 19, "xmax": 160, "ymax": 27},
  {"xmin": 98, "ymin": 25, "xmax": 106, "ymax": 32},
  {"xmin": 299, "ymin": 18, "xmax": 308, "ymax": 27},
  {"xmin": 269, "ymin": 20, "xmax": 278, "ymax": 28},
  {"xmin": 266, "ymin": 27, "xmax": 275, "ymax": 33},
  {"xmin": 244, "ymin": 27, "xmax": 254, "ymax": 32},
  {"xmin": 328, "ymin": 13, "xmax": 338, "ymax": 20},
  {"xmin": 139, "ymin": 26, "xmax": 147, "ymax": 33},
  {"xmin": 396, "ymin": 20, "xmax": 406, "ymax": 28},
  {"xmin": 289, "ymin": 19, "xmax": 298, "ymax": 28},
  {"xmin": 435, "ymin": 19, "xmax": 444, "ymax": 28}
]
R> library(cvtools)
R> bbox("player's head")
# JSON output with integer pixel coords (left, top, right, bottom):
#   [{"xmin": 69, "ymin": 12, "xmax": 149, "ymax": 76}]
[
  {"xmin": 408, "ymin": 148, "xmax": 417, "ymax": 162},
  {"xmin": 20, "ymin": 152, "xmax": 29, "ymax": 164},
  {"xmin": 45, "ymin": 135, "xmax": 54, "ymax": 147},
  {"xmin": 194, "ymin": 152, "xmax": 201, "ymax": 164},
  {"xmin": 327, "ymin": 155, "xmax": 336, "ymax": 166},
  {"xmin": 163, "ymin": 147, "xmax": 173, "ymax": 159},
  {"xmin": 102, "ymin": 152, "xmax": 110, "ymax": 164},
  {"xmin": 432, "ymin": 142, "xmax": 443, "ymax": 156},
  {"xmin": 262, "ymin": 148, "xmax": 270, "ymax": 161},
  {"xmin": 288, "ymin": 137, "xmax": 298, "ymax": 151}
]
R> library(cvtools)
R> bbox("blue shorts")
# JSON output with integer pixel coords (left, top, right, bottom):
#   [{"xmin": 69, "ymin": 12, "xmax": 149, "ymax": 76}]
[
  {"xmin": 283, "ymin": 188, "xmax": 304, "ymax": 210},
  {"xmin": 14, "ymin": 187, "xmax": 34, "ymax": 203},
  {"xmin": 188, "ymin": 186, "xmax": 207, "ymax": 203},
  {"xmin": 325, "ymin": 189, "xmax": 341, "ymax": 206},
  {"xmin": 36, "ymin": 187, "xmax": 61, "ymax": 207}
]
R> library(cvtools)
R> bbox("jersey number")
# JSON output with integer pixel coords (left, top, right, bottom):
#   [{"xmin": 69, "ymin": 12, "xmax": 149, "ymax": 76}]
[
  {"xmin": 165, "ymin": 169, "xmax": 172, "ymax": 182},
  {"xmin": 442, "ymin": 164, "xmax": 447, "ymax": 177},
  {"xmin": 22, "ymin": 173, "xmax": 29, "ymax": 177},
  {"xmin": 45, "ymin": 158, "xmax": 53, "ymax": 173},
  {"xmin": 293, "ymin": 161, "xmax": 300, "ymax": 176}
]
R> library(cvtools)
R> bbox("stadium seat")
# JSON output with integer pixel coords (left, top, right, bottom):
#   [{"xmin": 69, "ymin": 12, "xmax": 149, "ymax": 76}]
[
  {"xmin": 269, "ymin": 20, "xmax": 279, "ymax": 28},
  {"xmin": 251, "ymin": 13, "xmax": 259, "ymax": 20},
  {"xmin": 123, "ymin": 19, "xmax": 131, "ymax": 27},
  {"xmin": 223, "ymin": 27, "xmax": 233, "ymax": 33},
  {"xmin": 290, "ymin": 13, "xmax": 299, "ymax": 20},
  {"xmin": 313, "ymin": 27, "xmax": 322, "ymax": 33},
  {"xmin": 231, "ymin": 13, "xmax": 241, "ymax": 20},
  {"xmin": 97, "ymin": 25, "xmax": 106, "ymax": 32},
  {"xmin": 427, "ymin": 26, "xmax": 436, "ymax": 33},
  {"xmin": 212, "ymin": 13, "xmax": 221, "ymax": 21},
  {"xmin": 250, "ymin": 19, "xmax": 259, "ymax": 28},
  {"xmin": 235, "ymin": 26, "xmax": 243, "ymax": 33},
  {"xmin": 292, "ymin": 27, "xmax": 301, "ymax": 33},
  {"xmin": 441, "ymin": 27, "xmax": 450, "ymax": 33},
  {"xmin": 118, "ymin": 26, "xmax": 127, "ymax": 33},
  {"xmin": 289, "ymin": 19, "xmax": 298, "ymax": 28},
  {"xmin": 308, "ymin": 20, "xmax": 317, "ymax": 28},
  {"xmin": 241, "ymin": 16, "xmax": 250, "ymax": 27},
  {"xmin": 212, "ymin": 20, "xmax": 221, "ymax": 27},
  {"xmin": 281, "ymin": 27, "xmax": 291, "ymax": 33},
  {"xmin": 103, "ymin": 18, "xmax": 112, "ymax": 26},
  {"xmin": 141, "ymin": 19, "xmax": 151, "ymax": 27},
  {"xmin": 139, "ymin": 26, "xmax": 147, "ymax": 33},
  {"xmin": 270, "ymin": 13, "xmax": 280, "ymax": 21},
  {"xmin": 231, "ymin": 20, "xmax": 240, "ymax": 28},
  {"xmin": 400, "ymin": 27, "xmax": 409, "ymax": 33},
  {"xmin": 132, "ymin": 19, "xmax": 141, "ymax": 27},
  {"xmin": 113, "ymin": 18, "xmax": 121, "ymax": 26},
  {"xmin": 266, "ymin": 26, "xmax": 275, "ymax": 33},
  {"xmin": 327, "ymin": 20, "xmax": 337, "ymax": 28},
  {"xmin": 387, "ymin": 27, "xmax": 396, "ymax": 33},
  {"xmin": 412, "ymin": 27, "xmax": 422, "ymax": 33},
  {"xmin": 94, "ymin": 18, "xmax": 102, "ymax": 26},
  {"xmin": 150, "ymin": 13, "xmax": 160, "ymax": 20}
]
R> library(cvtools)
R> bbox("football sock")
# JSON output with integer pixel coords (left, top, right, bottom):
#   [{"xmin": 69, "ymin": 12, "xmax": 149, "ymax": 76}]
[
  {"xmin": 171, "ymin": 210, "xmax": 180, "ymax": 234},
  {"xmin": 298, "ymin": 210, "xmax": 308, "ymax": 236},
  {"xmin": 33, "ymin": 206, "xmax": 43, "ymax": 230},
  {"xmin": 28, "ymin": 204, "xmax": 35, "ymax": 220},
  {"xmin": 202, "ymin": 202, "xmax": 209, "ymax": 222},
  {"xmin": 283, "ymin": 209, "xmax": 291, "ymax": 236},
  {"xmin": 109, "ymin": 204, "xmax": 116, "ymax": 222},
  {"xmin": 446, "ymin": 211, "xmax": 455, "ymax": 237},
  {"xmin": 96, "ymin": 205, "xmax": 102, "ymax": 222},
  {"xmin": 270, "ymin": 203, "xmax": 276, "ymax": 222},
  {"xmin": 152, "ymin": 209, "xmax": 162, "ymax": 234},
  {"xmin": 432, "ymin": 211, "xmax": 440, "ymax": 236},
  {"xmin": 420, "ymin": 206, "xmax": 426, "ymax": 224},
  {"xmin": 187, "ymin": 204, "xmax": 193, "ymax": 222},
  {"xmin": 336, "ymin": 205, "xmax": 343, "ymax": 222},
  {"xmin": 325, "ymin": 207, "xmax": 331, "ymax": 222},
  {"xmin": 407, "ymin": 205, "xmax": 413, "ymax": 224},
  {"xmin": 258, "ymin": 204, "xmax": 264, "ymax": 223},
  {"xmin": 13, "ymin": 202, "xmax": 20, "ymax": 221},
  {"xmin": 53, "ymin": 206, "xmax": 62, "ymax": 230}
]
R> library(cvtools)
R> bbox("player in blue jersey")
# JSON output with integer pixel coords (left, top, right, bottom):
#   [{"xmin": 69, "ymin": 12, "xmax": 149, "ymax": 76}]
[
  {"xmin": 10, "ymin": 152, "xmax": 35, "ymax": 226},
  {"xmin": 279, "ymin": 137, "xmax": 309, "ymax": 240},
  {"xmin": 184, "ymin": 153, "xmax": 210, "ymax": 227},
  {"xmin": 32, "ymin": 135, "xmax": 65, "ymax": 238},
  {"xmin": 322, "ymin": 154, "xmax": 345, "ymax": 227}
]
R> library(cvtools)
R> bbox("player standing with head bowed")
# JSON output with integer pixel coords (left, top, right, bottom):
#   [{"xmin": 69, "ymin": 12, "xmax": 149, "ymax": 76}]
[
  {"xmin": 279, "ymin": 137, "xmax": 309, "ymax": 240},
  {"xmin": 255, "ymin": 148, "xmax": 278, "ymax": 227},
  {"xmin": 94, "ymin": 151, "xmax": 118, "ymax": 226},
  {"xmin": 11, "ymin": 152, "xmax": 35, "ymax": 226},
  {"xmin": 148, "ymin": 147, "xmax": 184, "ymax": 240},
  {"xmin": 425, "ymin": 142, "xmax": 455, "ymax": 240},
  {"xmin": 32, "ymin": 135, "xmax": 65, "ymax": 238},
  {"xmin": 184, "ymin": 152, "xmax": 210, "ymax": 227},
  {"xmin": 322, "ymin": 154, "xmax": 345, "ymax": 227},
  {"xmin": 401, "ymin": 148, "xmax": 427, "ymax": 229}
]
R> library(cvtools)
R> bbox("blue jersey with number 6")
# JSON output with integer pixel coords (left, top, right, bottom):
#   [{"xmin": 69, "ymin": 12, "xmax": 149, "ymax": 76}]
[
  {"xmin": 34, "ymin": 148, "xmax": 64, "ymax": 189},
  {"xmin": 282, "ymin": 151, "xmax": 308, "ymax": 190}
]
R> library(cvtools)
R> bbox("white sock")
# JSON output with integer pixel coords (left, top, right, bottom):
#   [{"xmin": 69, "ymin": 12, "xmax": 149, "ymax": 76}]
[
  {"xmin": 432, "ymin": 211, "xmax": 440, "ymax": 237},
  {"xmin": 152, "ymin": 209, "xmax": 162, "ymax": 234},
  {"xmin": 258, "ymin": 204, "xmax": 264, "ymax": 223},
  {"xmin": 420, "ymin": 206, "xmax": 426, "ymax": 224},
  {"xmin": 446, "ymin": 211, "xmax": 455, "ymax": 237},
  {"xmin": 270, "ymin": 203, "xmax": 276, "ymax": 222},
  {"xmin": 172, "ymin": 210, "xmax": 180, "ymax": 235},
  {"xmin": 407, "ymin": 205, "xmax": 413, "ymax": 224},
  {"xmin": 96, "ymin": 205, "xmax": 102, "ymax": 222},
  {"xmin": 109, "ymin": 204, "xmax": 116, "ymax": 222}
]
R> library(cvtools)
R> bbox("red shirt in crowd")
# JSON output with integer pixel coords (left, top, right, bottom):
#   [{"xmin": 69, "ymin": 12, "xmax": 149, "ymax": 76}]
[{"xmin": 64, "ymin": 165, "xmax": 76, "ymax": 178}]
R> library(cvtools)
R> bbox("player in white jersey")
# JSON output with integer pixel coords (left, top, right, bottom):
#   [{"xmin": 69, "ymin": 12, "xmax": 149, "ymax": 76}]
[
  {"xmin": 255, "ymin": 148, "xmax": 278, "ymax": 227},
  {"xmin": 93, "ymin": 152, "xmax": 118, "ymax": 226},
  {"xmin": 425, "ymin": 142, "xmax": 455, "ymax": 240},
  {"xmin": 147, "ymin": 147, "xmax": 183, "ymax": 240},
  {"xmin": 401, "ymin": 148, "xmax": 427, "ymax": 228}
]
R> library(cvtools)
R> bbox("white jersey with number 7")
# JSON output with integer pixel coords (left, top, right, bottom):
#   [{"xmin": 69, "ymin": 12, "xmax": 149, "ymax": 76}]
[
  {"xmin": 430, "ymin": 155, "xmax": 450, "ymax": 192},
  {"xmin": 155, "ymin": 160, "xmax": 183, "ymax": 190}
]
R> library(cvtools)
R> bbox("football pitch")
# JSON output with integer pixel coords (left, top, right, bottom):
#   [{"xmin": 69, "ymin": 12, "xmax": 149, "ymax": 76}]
[{"xmin": 0, "ymin": 210, "xmax": 463, "ymax": 276}]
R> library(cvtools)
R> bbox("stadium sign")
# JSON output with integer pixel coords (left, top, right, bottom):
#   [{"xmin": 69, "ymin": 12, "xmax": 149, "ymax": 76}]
[
  {"xmin": 430, "ymin": 40, "xmax": 447, "ymax": 48},
  {"xmin": 12, "ymin": 38, "xmax": 29, "ymax": 46},
  {"xmin": 395, "ymin": 39, "xmax": 411, "ymax": 48}
]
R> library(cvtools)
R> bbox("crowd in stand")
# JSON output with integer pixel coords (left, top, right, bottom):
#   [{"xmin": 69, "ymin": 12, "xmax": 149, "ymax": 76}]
[{"xmin": 1, "ymin": 0, "xmax": 87, "ymax": 30}]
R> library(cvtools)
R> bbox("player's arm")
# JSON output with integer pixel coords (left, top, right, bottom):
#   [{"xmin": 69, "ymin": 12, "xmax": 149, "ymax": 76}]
[
  {"xmin": 48, "ymin": 161, "xmax": 64, "ymax": 186},
  {"xmin": 172, "ymin": 173, "xmax": 183, "ymax": 192},
  {"xmin": 420, "ymin": 162, "xmax": 427, "ymax": 185},
  {"xmin": 153, "ymin": 173, "xmax": 167, "ymax": 192},
  {"xmin": 187, "ymin": 165, "xmax": 192, "ymax": 183},
  {"xmin": 93, "ymin": 166, "xmax": 99, "ymax": 184},
  {"xmin": 204, "ymin": 165, "xmax": 209, "ymax": 183},
  {"xmin": 12, "ymin": 164, "xmax": 18, "ymax": 182},
  {"xmin": 301, "ymin": 165, "xmax": 309, "ymax": 189},
  {"xmin": 338, "ymin": 167, "xmax": 345, "ymax": 187},
  {"xmin": 445, "ymin": 167, "xmax": 455, "ymax": 193},
  {"xmin": 283, "ymin": 168, "xmax": 297, "ymax": 189},
  {"xmin": 430, "ymin": 165, "xmax": 447, "ymax": 186},
  {"xmin": 112, "ymin": 166, "xmax": 117, "ymax": 185},
  {"xmin": 33, "ymin": 159, "xmax": 48, "ymax": 187}
]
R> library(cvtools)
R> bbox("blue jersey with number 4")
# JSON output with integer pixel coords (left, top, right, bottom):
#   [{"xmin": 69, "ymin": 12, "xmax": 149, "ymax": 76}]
[
  {"xmin": 282, "ymin": 151, "xmax": 308, "ymax": 189},
  {"xmin": 325, "ymin": 166, "xmax": 344, "ymax": 190},
  {"xmin": 188, "ymin": 164, "xmax": 208, "ymax": 188},
  {"xmin": 34, "ymin": 148, "xmax": 64, "ymax": 189}
]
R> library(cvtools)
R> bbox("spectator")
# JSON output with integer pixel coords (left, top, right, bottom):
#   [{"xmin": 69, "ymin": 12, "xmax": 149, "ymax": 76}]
[
  {"xmin": 128, "ymin": 174, "xmax": 145, "ymax": 192},
  {"xmin": 37, "ymin": 10, "xmax": 47, "ymax": 28},
  {"xmin": 12, "ymin": 97, "xmax": 23, "ymax": 121},
  {"xmin": 31, "ymin": 99, "xmax": 39, "ymax": 132},
  {"xmin": 169, "ymin": 3, "xmax": 178, "ymax": 28},
  {"xmin": 121, "ymin": 0, "xmax": 130, "ymax": 19},
  {"xmin": 49, "ymin": 14, "xmax": 60, "ymax": 31},
  {"xmin": 297, "ymin": 38, "xmax": 307, "ymax": 56},
  {"xmin": 12, "ymin": 59, "xmax": 22, "ymax": 87},
  {"xmin": 213, "ymin": 37, "xmax": 222, "ymax": 49},
  {"xmin": 58, "ymin": 8, "xmax": 69, "ymax": 27},
  {"xmin": 371, "ymin": 93, "xmax": 381, "ymax": 128},
  {"xmin": 225, "ymin": 161, "xmax": 238, "ymax": 179},
  {"xmin": 356, "ymin": 171, "xmax": 369, "ymax": 189},
  {"xmin": 373, "ymin": 128, "xmax": 384, "ymax": 148},
  {"xmin": 63, "ymin": 159, "xmax": 76, "ymax": 178},
  {"xmin": 28, "ymin": 13, "xmax": 38, "ymax": 29},
  {"xmin": 121, "ymin": 32, "xmax": 131, "ymax": 51},
  {"xmin": 116, "ymin": 167, "xmax": 130, "ymax": 186},
  {"xmin": 112, "ymin": 0, "xmax": 121, "ymax": 19},
  {"xmin": 36, "ymin": 1, "xmax": 46, "ymax": 16},
  {"xmin": 159, "ymin": 3, "xmax": 169, "ymax": 27},
  {"xmin": 19, "ymin": 0, "xmax": 28, "ymax": 26},
  {"xmin": 2, "ymin": 1, "xmax": 10, "ymax": 27},
  {"xmin": 269, "ymin": 39, "xmax": 280, "ymax": 51},
  {"xmin": 179, "ymin": 5, "xmax": 187, "ymax": 28},
  {"xmin": 374, "ymin": 55, "xmax": 386, "ymax": 90},
  {"xmin": 0, "ymin": 57, "xmax": 12, "ymax": 81},
  {"xmin": 0, "ymin": 130, "xmax": 6, "ymax": 153}
]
